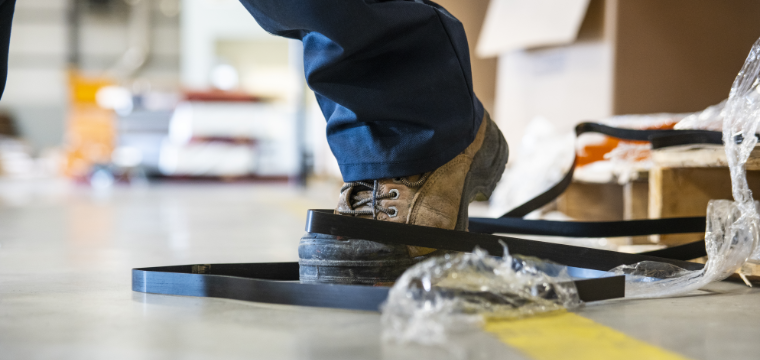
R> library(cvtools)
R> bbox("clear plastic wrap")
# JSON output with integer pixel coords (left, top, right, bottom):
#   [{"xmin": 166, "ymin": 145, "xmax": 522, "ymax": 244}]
[
  {"xmin": 612, "ymin": 200, "xmax": 758, "ymax": 298},
  {"xmin": 381, "ymin": 245, "xmax": 580, "ymax": 345},
  {"xmin": 674, "ymin": 100, "xmax": 727, "ymax": 131},
  {"xmin": 611, "ymin": 37, "xmax": 760, "ymax": 296},
  {"xmin": 722, "ymin": 39, "xmax": 760, "ymax": 263}
]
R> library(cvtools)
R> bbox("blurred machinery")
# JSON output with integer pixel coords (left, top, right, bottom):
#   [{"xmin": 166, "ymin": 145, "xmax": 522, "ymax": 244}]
[
  {"xmin": 158, "ymin": 100, "xmax": 298, "ymax": 179},
  {"xmin": 58, "ymin": 0, "xmax": 306, "ymax": 185}
]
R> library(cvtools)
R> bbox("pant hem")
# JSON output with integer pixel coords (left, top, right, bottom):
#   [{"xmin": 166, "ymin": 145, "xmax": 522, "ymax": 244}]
[{"xmin": 337, "ymin": 113, "xmax": 485, "ymax": 182}]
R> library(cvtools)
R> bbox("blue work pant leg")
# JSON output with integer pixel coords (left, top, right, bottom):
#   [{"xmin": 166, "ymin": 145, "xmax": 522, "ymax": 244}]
[
  {"xmin": 238, "ymin": 0, "xmax": 485, "ymax": 181},
  {"xmin": 0, "ymin": 0, "xmax": 15, "ymax": 100}
]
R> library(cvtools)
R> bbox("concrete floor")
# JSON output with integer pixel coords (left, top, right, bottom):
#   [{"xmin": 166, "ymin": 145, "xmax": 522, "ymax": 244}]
[{"xmin": 1, "ymin": 179, "xmax": 759, "ymax": 360}]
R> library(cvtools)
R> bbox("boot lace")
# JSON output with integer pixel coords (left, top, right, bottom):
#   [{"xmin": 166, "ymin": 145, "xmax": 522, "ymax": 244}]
[{"xmin": 338, "ymin": 174, "xmax": 429, "ymax": 219}]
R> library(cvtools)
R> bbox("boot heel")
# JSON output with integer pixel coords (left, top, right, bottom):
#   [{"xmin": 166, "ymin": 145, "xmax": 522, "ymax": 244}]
[{"xmin": 455, "ymin": 114, "xmax": 509, "ymax": 230}]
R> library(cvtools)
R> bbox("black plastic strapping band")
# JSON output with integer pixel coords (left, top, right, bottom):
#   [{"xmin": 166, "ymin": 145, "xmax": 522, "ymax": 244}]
[{"xmin": 132, "ymin": 124, "xmax": 728, "ymax": 311}]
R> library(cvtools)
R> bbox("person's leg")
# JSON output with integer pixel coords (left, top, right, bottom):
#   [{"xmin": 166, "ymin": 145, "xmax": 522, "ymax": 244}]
[
  {"xmin": 238, "ymin": 0, "xmax": 483, "ymax": 182},
  {"xmin": 0, "ymin": 0, "xmax": 16, "ymax": 100},
  {"xmin": 239, "ymin": 0, "xmax": 509, "ymax": 285}
]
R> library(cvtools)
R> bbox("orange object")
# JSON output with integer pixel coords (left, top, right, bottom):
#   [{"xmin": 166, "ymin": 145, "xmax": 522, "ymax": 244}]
[
  {"xmin": 575, "ymin": 122, "xmax": 676, "ymax": 167},
  {"xmin": 62, "ymin": 70, "xmax": 116, "ymax": 178}
]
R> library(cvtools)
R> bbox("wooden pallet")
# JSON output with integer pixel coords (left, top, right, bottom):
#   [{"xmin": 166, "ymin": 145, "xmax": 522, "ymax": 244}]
[{"xmin": 650, "ymin": 144, "xmax": 760, "ymax": 245}]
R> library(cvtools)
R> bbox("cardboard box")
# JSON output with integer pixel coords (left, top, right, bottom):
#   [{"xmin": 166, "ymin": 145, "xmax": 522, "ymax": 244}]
[{"xmin": 479, "ymin": 0, "xmax": 760, "ymax": 150}]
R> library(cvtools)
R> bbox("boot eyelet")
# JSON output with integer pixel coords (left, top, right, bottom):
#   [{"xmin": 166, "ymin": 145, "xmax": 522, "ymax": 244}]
[
  {"xmin": 387, "ymin": 206, "xmax": 398, "ymax": 218},
  {"xmin": 389, "ymin": 189, "xmax": 400, "ymax": 199},
  {"xmin": 392, "ymin": 177, "xmax": 402, "ymax": 183}
]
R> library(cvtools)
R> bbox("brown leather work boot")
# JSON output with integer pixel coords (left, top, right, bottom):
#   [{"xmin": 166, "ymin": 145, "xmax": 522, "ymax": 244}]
[{"xmin": 299, "ymin": 112, "xmax": 509, "ymax": 285}]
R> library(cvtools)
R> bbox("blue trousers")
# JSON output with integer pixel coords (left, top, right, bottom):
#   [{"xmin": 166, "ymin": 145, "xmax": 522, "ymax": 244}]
[
  {"xmin": 239, "ymin": 0, "xmax": 484, "ymax": 181},
  {"xmin": 0, "ymin": 0, "xmax": 14, "ymax": 100}
]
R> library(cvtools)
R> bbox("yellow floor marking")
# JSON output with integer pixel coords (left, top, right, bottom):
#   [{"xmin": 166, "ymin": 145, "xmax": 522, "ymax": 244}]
[{"xmin": 484, "ymin": 311, "xmax": 692, "ymax": 360}]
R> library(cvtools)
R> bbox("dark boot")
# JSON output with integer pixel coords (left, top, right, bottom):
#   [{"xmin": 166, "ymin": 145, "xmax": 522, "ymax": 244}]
[{"xmin": 299, "ymin": 112, "xmax": 509, "ymax": 285}]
